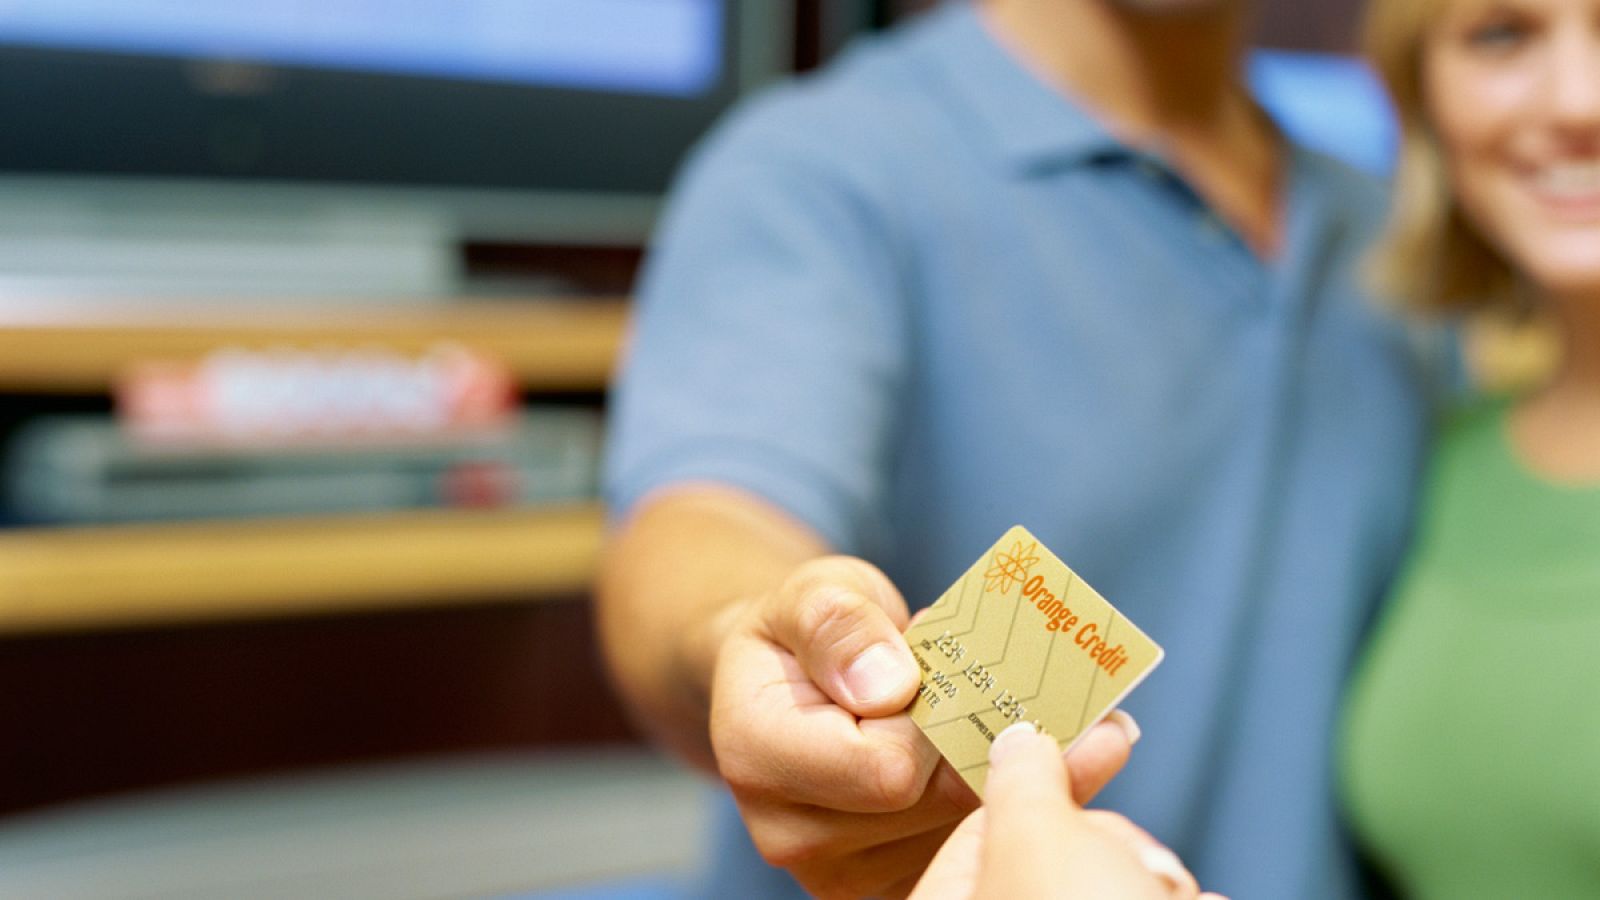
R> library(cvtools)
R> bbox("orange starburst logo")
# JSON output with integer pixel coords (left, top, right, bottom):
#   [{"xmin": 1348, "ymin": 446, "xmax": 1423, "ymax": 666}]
[{"xmin": 984, "ymin": 539, "xmax": 1040, "ymax": 594}]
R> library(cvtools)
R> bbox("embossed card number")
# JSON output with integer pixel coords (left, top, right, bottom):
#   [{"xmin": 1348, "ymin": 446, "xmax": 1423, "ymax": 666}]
[{"xmin": 903, "ymin": 525, "xmax": 1164, "ymax": 796}]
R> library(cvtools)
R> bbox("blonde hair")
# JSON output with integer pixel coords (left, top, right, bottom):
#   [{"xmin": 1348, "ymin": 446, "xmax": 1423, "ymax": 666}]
[{"xmin": 1364, "ymin": 0, "xmax": 1522, "ymax": 315}]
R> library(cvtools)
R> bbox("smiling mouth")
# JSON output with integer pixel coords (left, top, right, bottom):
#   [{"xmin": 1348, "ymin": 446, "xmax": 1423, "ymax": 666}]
[
  {"xmin": 1531, "ymin": 161, "xmax": 1600, "ymax": 197},
  {"xmin": 1525, "ymin": 160, "xmax": 1600, "ymax": 218}
]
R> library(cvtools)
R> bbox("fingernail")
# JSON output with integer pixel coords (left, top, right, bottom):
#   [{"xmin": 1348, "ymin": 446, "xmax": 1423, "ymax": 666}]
[
  {"xmin": 989, "ymin": 721, "xmax": 1037, "ymax": 767},
  {"xmin": 843, "ymin": 643, "xmax": 911, "ymax": 705},
  {"xmin": 1138, "ymin": 846, "xmax": 1190, "ymax": 888},
  {"xmin": 1109, "ymin": 709, "xmax": 1142, "ymax": 746}
]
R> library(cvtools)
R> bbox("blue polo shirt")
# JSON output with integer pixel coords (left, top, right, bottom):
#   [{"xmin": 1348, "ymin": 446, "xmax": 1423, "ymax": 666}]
[{"xmin": 605, "ymin": 4, "xmax": 1442, "ymax": 898}]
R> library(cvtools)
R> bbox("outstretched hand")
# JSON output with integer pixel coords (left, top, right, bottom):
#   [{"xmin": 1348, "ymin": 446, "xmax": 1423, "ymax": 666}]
[{"xmin": 710, "ymin": 556, "xmax": 1138, "ymax": 898}]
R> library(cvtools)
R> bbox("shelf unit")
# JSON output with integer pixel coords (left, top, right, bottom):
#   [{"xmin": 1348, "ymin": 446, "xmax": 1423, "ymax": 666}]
[
  {"xmin": 0, "ymin": 298, "xmax": 628, "ymax": 393},
  {"xmin": 0, "ymin": 298, "xmax": 626, "ymax": 635},
  {"xmin": 0, "ymin": 504, "xmax": 606, "ymax": 635}
]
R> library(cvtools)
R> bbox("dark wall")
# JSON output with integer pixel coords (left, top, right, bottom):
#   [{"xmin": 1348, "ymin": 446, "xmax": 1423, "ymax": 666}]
[
  {"xmin": 876, "ymin": 0, "xmax": 1369, "ymax": 53},
  {"xmin": 1253, "ymin": 0, "xmax": 1367, "ymax": 52}
]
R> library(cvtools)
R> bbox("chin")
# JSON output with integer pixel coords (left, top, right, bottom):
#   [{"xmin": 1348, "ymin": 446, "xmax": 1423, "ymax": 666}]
[{"xmin": 1517, "ymin": 240, "xmax": 1600, "ymax": 296}]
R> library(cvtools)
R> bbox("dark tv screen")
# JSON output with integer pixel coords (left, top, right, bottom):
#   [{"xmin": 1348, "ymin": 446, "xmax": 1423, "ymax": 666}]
[{"xmin": 0, "ymin": 0, "xmax": 778, "ymax": 198}]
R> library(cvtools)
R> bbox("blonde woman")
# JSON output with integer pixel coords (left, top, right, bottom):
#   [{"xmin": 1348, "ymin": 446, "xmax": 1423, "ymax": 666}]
[{"xmin": 1341, "ymin": 0, "xmax": 1600, "ymax": 897}]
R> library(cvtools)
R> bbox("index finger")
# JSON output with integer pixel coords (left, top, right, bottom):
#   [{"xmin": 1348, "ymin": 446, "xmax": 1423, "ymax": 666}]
[
  {"xmin": 981, "ymin": 724, "xmax": 1084, "ymax": 871},
  {"xmin": 713, "ymin": 630, "xmax": 940, "ymax": 813}
]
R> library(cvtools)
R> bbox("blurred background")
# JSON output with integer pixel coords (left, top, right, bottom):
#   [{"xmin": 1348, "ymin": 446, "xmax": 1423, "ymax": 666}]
[{"xmin": 0, "ymin": 1, "xmax": 1379, "ymax": 897}]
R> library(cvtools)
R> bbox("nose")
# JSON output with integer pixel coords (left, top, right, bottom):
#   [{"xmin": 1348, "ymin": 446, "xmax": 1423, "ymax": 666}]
[{"xmin": 1543, "ymin": 25, "xmax": 1600, "ymax": 139}]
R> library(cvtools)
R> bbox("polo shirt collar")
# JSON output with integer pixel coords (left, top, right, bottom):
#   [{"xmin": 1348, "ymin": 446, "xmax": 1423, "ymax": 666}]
[{"xmin": 918, "ymin": 2, "xmax": 1131, "ymax": 173}]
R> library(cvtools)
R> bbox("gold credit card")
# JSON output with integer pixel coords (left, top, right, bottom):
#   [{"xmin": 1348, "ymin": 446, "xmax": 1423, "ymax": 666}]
[{"xmin": 904, "ymin": 525, "xmax": 1164, "ymax": 796}]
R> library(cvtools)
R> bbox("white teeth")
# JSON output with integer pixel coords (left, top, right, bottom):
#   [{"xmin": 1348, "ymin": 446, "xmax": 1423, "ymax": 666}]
[{"xmin": 1537, "ymin": 162, "xmax": 1600, "ymax": 196}]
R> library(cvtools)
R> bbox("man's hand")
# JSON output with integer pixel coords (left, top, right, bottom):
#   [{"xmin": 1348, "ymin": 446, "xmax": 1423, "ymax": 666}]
[
  {"xmin": 911, "ymin": 723, "xmax": 1226, "ymax": 900},
  {"xmin": 711, "ymin": 556, "xmax": 1137, "ymax": 898},
  {"xmin": 599, "ymin": 488, "xmax": 1138, "ymax": 898}
]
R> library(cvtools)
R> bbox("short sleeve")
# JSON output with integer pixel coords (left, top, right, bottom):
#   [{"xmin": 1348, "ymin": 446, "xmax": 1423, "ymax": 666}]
[{"xmin": 602, "ymin": 96, "xmax": 911, "ymax": 555}]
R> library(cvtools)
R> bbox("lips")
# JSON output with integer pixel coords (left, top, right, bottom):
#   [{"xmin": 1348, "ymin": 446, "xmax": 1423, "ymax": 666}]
[{"xmin": 1525, "ymin": 160, "xmax": 1600, "ymax": 219}]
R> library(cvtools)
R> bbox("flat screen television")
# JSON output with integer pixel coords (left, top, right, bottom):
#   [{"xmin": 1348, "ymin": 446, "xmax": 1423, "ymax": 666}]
[{"xmin": 0, "ymin": 0, "xmax": 794, "ymax": 297}]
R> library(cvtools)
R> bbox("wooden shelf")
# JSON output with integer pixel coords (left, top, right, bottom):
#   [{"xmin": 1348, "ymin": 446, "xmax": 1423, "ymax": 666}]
[
  {"xmin": 0, "ymin": 503, "xmax": 605, "ymax": 635},
  {"xmin": 0, "ymin": 298, "xmax": 621, "ymax": 633},
  {"xmin": 0, "ymin": 298, "xmax": 628, "ymax": 393}
]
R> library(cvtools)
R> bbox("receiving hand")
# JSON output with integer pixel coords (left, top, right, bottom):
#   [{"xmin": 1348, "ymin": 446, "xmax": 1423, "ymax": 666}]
[
  {"xmin": 910, "ymin": 722, "xmax": 1227, "ymax": 900},
  {"xmin": 709, "ymin": 556, "xmax": 1137, "ymax": 898}
]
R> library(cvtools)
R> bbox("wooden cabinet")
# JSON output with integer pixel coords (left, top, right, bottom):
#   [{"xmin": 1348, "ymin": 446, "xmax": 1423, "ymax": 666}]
[
  {"xmin": 0, "ymin": 298, "xmax": 639, "ymax": 815},
  {"xmin": 0, "ymin": 299, "xmax": 625, "ymax": 634}
]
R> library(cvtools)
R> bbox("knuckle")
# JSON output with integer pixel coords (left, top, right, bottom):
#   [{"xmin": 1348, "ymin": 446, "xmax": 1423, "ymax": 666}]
[
  {"xmin": 712, "ymin": 742, "xmax": 771, "ymax": 800},
  {"xmin": 716, "ymin": 756, "xmax": 755, "ymax": 795},
  {"xmin": 867, "ymin": 747, "xmax": 924, "ymax": 811},
  {"xmin": 708, "ymin": 721, "xmax": 742, "ymax": 774},
  {"xmin": 781, "ymin": 557, "xmax": 849, "ymax": 600},
  {"xmin": 707, "ymin": 708, "xmax": 734, "ymax": 755},
  {"xmin": 929, "ymin": 766, "xmax": 978, "ymax": 818},
  {"xmin": 791, "ymin": 582, "xmax": 871, "ymax": 652}
]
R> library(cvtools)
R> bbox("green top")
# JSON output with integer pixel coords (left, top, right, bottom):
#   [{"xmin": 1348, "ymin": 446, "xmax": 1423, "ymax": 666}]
[{"xmin": 1340, "ymin": 399, "xmax": 1600, "ymax": 899}]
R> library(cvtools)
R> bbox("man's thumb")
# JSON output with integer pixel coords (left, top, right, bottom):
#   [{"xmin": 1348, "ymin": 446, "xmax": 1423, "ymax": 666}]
[{"xmin": 765, "ymin": 557, "xmax": 920, "ymax": 716}]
